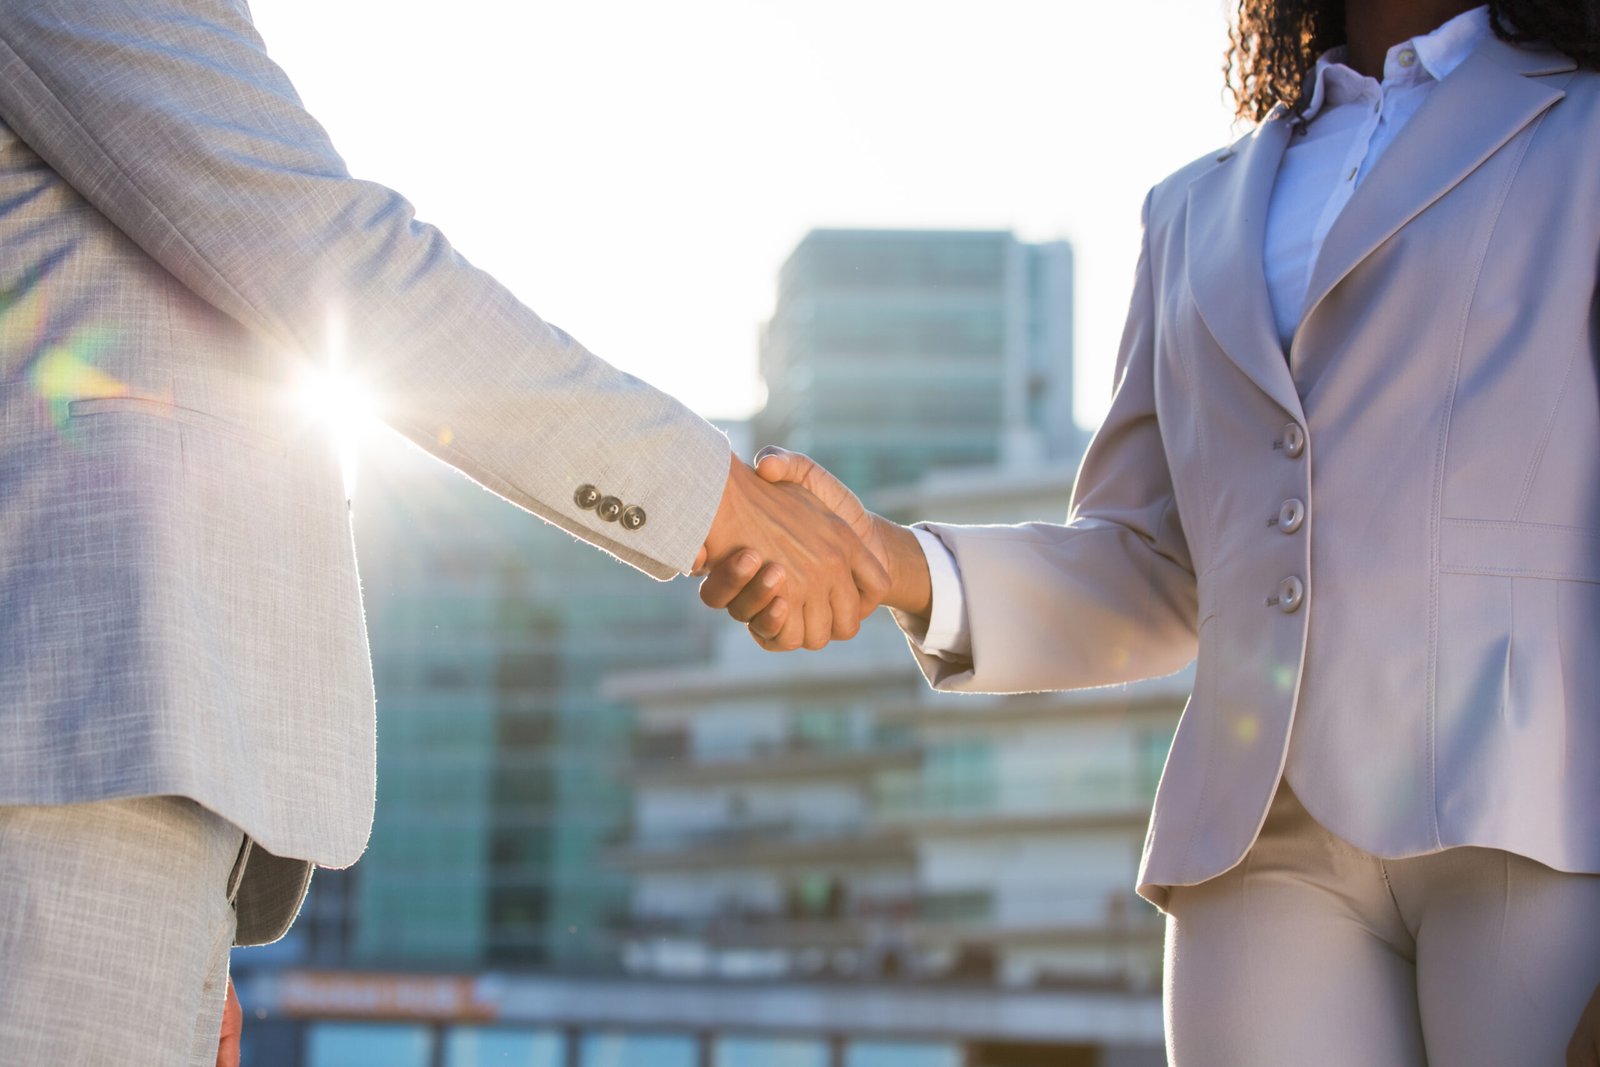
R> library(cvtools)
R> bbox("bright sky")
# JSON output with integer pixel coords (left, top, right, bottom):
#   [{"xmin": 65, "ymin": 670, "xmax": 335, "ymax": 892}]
[{"xmin": 250, "ymin": 0, "xmax": 1242, "ymax": 432}]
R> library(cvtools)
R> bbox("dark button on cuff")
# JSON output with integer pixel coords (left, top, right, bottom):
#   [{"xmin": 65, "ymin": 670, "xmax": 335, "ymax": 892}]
[
  {"xmin": 596, "ymin": 496, "xmax": 624, "ymax": 523},
  {"xmin": 620, "ymin": 505, "xmax": 647, "ymax": 531},
  {"xmin": 574, "ymin": 484, "xmax": 602, "ymax": 510}
]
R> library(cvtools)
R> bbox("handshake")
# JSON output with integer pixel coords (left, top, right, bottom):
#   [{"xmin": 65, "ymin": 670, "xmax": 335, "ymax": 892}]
[{"xmin": 693, "ymin": 448, "xmax": 932, "ymax": 651}]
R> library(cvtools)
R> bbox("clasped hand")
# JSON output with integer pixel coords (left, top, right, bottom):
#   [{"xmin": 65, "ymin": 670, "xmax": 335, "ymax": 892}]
[{"xmin": 697, "ymin": 449, "xmax": 929, "ymax": 650}]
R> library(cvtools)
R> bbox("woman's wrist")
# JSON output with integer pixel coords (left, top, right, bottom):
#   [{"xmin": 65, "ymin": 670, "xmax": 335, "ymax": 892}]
[{"xmin": 877, "ymin": 516, "xmax": 933, "ymax": 619}]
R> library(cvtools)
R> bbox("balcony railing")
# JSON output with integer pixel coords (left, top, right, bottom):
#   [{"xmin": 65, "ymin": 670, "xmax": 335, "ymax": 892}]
[
  {"xmin": 631, "ymin": 730, "xmax": 915, "ymax": 769},
  {"xmin": 875, "ymin": 769, "xmax": 1156, "ymax": 821},
  {"xmin": 625, "ymin": 815, "xmax": 873, "ymax": 853},
  {"xmin": 621, "ymin": 889, "xmax": 994, "ymax": 939}
]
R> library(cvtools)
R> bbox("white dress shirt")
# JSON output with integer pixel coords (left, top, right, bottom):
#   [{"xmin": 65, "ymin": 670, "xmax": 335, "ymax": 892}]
[{"xmin": 912, "ymin": 5, "xmax": 1493, "ymax": 658}]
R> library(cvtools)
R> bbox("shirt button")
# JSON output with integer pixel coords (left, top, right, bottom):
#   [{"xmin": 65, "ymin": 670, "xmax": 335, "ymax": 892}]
[
  {"xmin": 1274, "ymin": 576, "xmax": 1305, "ymax": 614},
  {"xmin": 1277, "ymin": 499, "xmax": 1306, "ymax": 534},
  {"xmin": 1346, "ymin": 166, "xmax": 1358, "ymax": 182},
  {"xmin": 596, "ymin": 496, "xmax": 624, "ymax": 523},
  {"xmin": 1398, "ymin": 48, "xmax": 1417, "ymax": 68},
  {"xmin": 1277, "ymin": 424, "xmax": 1306, "ymax": 459}
]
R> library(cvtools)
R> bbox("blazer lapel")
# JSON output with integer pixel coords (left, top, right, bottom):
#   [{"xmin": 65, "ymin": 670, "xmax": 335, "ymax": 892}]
[
  {"xmin": 1298, "ymin": 36, "xmax": 1575, "ymax": 334},
  {"xmin": 1185, "ymin": 113, "xmax": 1301, "ymax": 417}
]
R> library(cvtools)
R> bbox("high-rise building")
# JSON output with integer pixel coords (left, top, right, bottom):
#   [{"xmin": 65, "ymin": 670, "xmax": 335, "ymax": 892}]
[{"xmin": 754, "ymin": 229, "xmax": 1080, "ymax": 494}]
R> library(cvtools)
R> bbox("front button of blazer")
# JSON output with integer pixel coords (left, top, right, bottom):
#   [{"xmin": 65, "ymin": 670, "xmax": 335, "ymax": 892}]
[
  {"xmin": 1278, "ymin": 499, "xmax": 1306, "ymax": 534},
  {"xmin": 1279, "ymin": 424, "xmax": 1305, "ymax": 458},
  {"xmin": 620, "ymin": 505, "xmax": 647, "ymax": 531},
  {"xmin": 574, "ymin": 484, "xmax": 602, "ymax": 510},
  {"xmin": 1277, "ymin": 576, "xmax": 1305, "ymax": 614},
  {"xmin": 596, "ymin": 496, "xmax": 624, "ymax": 523}
]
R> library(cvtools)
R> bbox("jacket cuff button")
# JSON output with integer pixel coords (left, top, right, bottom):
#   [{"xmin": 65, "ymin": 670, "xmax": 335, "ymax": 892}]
[
  {"xmin": 620, "ymin": 505, "xmax": 647, "ymax": 531},
  {"xmin": 574, "ymin": 484, "xmax": 602, "ymax": 510},
  {"xmin": 596, "ymin": 496, "xmax": 624, "ymax": 522}
]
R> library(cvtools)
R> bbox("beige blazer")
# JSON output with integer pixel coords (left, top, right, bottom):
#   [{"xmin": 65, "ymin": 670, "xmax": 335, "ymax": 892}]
[
  {"xmin": 0, "ymin": 0, "xmax": 728, "ymax": 941},
  {"xmin": 907, "ymin": 34, "xmax": 1598, "ymax": 907}
]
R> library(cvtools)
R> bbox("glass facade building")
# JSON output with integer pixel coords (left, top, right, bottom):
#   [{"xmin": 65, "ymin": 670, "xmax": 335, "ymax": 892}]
[{"xmin": 755, "ymin": 230, "xmax": 1080, "ymax": 495}]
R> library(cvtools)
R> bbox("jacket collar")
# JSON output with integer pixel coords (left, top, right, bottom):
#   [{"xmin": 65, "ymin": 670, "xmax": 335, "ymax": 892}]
[
  {"xmin": 1298, "ymin": 33, "xmax": 1573, "ymax": 336},
  {"xmin": 1182, "ymin": 32, "xmax": 1574, "ymax": 414},
  {"xmin": 1184, "ymin": 112, "xmax": 1299, "ymax": 416},
  {"xmin": 1300, "ymin": 5, "xmax": 1492, "ymax": 124}
]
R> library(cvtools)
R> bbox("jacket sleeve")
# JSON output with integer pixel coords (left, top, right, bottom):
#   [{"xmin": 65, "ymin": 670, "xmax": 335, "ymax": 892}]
[
  {"xmin": 0, "ymin": 0, "xmax": 729, "ymax": 578},
  {"xmin": 904, "ymin": 193, "xmax": 1200, "ymax": 693}
]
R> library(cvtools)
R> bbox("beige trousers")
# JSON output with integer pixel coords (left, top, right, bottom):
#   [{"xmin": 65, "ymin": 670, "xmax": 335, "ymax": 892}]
[
  {"xmin": 1164, "ymin": 781, "xmax": 1600, "ymax": 1066},
  {"xmin": 0, "ymin": 796, "xmax": 249, "ymax": 1066}
]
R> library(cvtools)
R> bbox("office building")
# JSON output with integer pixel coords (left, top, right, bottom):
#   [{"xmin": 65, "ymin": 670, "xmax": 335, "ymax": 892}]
[{"xmin": 754, "ymin": 229, "xmax": 1080, "ymax": 494}]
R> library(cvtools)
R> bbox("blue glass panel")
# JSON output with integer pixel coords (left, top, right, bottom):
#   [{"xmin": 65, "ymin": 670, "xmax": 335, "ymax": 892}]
[
  {"xmin": 846, "ymin": 1041, "xmax": 963, "ymax": 1067},
  {"xmin": 444, "ymin": 1027, "xmax": 564, "ymax": 1066},
  {"xmin": 306, "ymin": 1023, "xmax": 434, "ymax": 1067},
  {"xmin": 580, "ymin": 1032, "xmax": 698, "ymax": 1067},
  {"xmin": 715, "ymin": 1036, "xmax": 828, "ymax": 1067}
]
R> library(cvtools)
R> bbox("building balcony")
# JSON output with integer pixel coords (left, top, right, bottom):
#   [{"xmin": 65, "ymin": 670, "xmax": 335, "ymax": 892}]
[
  {"xmin": 608, "ymin": 817, "xmax": 914, "ymax": 872},
  {"xmin": 603, "ymin": 658, "xmax": 921, "ymax": 710},
  {"xmin": 875, "ymin": 671, "xmax": 1192, "ymax": 726},
  {"xmin": 628, "ymin": 730, "xmax": 920, "ymax": 786},
  {"xmin": 620, "ymin": 889, "xmax": 987, "ymax": 948},
  {"xmin": 875, "ymin": 774, "xmax": 1155, "ymax": 835},
  {"xmin": 615, "ymin": 889, "xmax": 1162, "ymax": 956}
]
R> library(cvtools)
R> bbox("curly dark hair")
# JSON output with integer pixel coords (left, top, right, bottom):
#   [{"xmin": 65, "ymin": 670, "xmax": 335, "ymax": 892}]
[{"xmin": 1226, "ymin": 1, "xmax": 1600, "ymax": 122}]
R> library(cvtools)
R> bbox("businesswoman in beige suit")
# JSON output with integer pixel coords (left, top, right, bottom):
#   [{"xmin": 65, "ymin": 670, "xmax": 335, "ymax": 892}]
[{"xmin": 705, "ymin": 0, "xmax": 1600, "ymax": 1062}]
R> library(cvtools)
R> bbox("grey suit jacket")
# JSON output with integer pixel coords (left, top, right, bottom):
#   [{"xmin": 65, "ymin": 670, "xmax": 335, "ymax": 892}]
[
  {"xmin": 905, "ymin": 34, "xmax": 1598, "ymax": 907},
  {"xmin": 0, "ymin": 0, "xmax": 728, "ymax": 941}
]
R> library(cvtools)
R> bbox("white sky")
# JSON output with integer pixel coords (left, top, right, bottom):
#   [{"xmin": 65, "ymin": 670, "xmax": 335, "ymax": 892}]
[{"xmin": 250, "ymin": 0, "xmax": 1242, "ymax": 432}]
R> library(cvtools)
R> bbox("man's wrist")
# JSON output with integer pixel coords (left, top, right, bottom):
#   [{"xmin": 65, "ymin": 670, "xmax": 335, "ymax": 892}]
[{"xmin": 698, "ymin": 453, "xmax": 748, "ymax": 565}]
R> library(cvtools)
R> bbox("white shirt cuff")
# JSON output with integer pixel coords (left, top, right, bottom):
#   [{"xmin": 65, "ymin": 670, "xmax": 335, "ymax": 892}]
[{"xmin": 909, "ymin": 526, "xmax": 972, "ymax": 658}]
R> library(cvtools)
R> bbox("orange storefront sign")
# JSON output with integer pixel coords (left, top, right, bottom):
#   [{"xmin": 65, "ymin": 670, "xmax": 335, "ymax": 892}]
[{"xmin": 277, "ymin": 971, "xmax": 500, "ymax": 1022}]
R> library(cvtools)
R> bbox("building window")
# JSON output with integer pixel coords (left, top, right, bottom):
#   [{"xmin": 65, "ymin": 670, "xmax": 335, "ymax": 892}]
[
  {"xmin": 580, "ymin": 1032, "xmax": 698, "ymax": 1067},
  {"xmin": 846, "ymin": 1042, "xmax": 962, "ymax": 1067},
  {"xmin": 444, "ymin": 1027, "xmax": 565, "ymax": 1067},
  {"xmin": 306, "ymin": 1023, "xmax": 433, "ymax": 1067},
  {"xmin": 715, "ymin": 1035, "xmax": 829, "ymax": 1067}
]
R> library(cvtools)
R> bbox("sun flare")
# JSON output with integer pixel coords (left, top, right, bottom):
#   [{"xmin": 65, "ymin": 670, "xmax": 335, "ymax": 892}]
[
  {"xmin": 295, "ymin": 364, "xmax": 378, "ymax": 494},
  {"xmin": 297, "ymin": 365, "xmax": 375, "ymax": 433}
]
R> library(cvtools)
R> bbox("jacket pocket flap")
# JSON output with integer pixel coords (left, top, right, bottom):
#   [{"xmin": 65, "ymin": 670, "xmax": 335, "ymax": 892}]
[{"xmin": 1440, "ymin": 518, "xmax": 1600, "ymax": 583}]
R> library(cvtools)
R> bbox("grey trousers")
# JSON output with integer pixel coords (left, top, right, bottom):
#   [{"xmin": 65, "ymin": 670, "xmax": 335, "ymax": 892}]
[
  {"xmin": 1165, "ymin": 781, "xmax": 1600, "ymax": 1066},
  {"xmin": 0, "ymin": 796, "xmax": 249, "ymax": 1066}
]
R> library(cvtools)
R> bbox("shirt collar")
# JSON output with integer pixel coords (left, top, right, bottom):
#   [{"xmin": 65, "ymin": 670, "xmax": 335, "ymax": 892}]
[{"xmin": 1297, "ymin": 5, "xmax": 1492, "ymax": 122}]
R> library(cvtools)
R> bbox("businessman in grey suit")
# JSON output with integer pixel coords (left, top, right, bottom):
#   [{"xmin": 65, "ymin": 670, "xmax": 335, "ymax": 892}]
[{"xmin": 0, "ymin": 0, "xmax": 888, "ymax": 1061}]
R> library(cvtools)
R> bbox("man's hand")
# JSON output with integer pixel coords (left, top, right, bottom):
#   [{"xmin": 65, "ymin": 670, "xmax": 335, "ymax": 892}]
[
  {"xmin": 217, "ymin": 976, "xmax": 242, "ymax": 1067},
  {"xmin": 696, "ymin": 454, "xmax": 890, "ymax": 650},
  {"xmin": 1570, "ymin": 980, "xmax": 1600, "ymax": 1066},
  {"xmin": 699, "ymin": 447, "xmax": 930, "ymax": 649}
]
